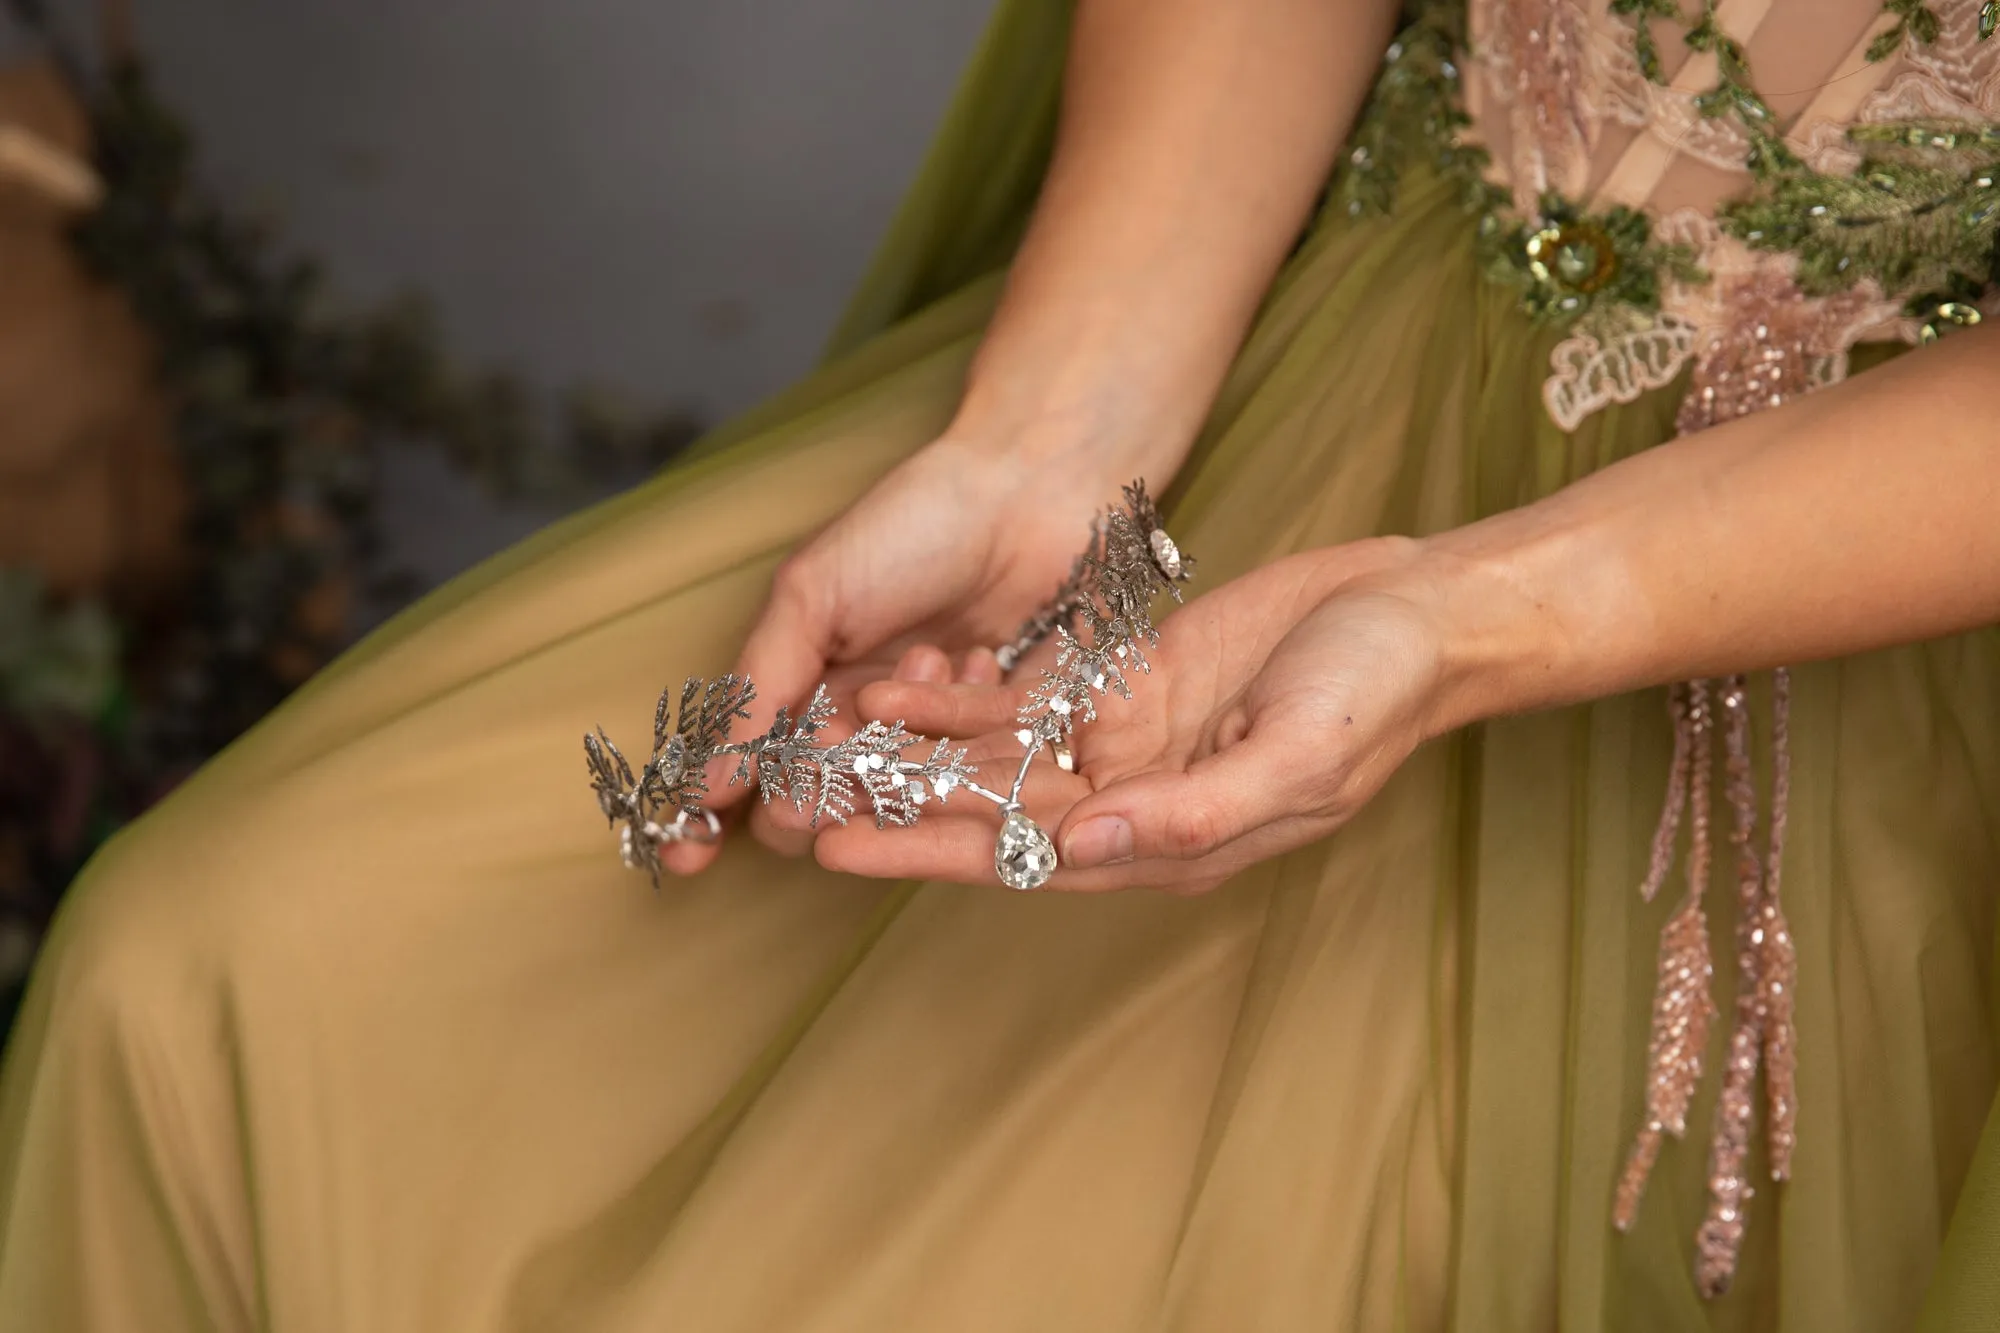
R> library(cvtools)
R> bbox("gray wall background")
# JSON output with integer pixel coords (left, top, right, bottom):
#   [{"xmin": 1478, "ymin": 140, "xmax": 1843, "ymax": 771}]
[{"xmin": 75, "ymin": 0, "xmax": 1000, "ymax": 591}]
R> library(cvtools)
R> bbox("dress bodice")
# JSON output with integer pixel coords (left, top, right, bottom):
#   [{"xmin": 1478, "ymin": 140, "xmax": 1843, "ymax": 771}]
[
  {"xmin": 1469, "ymin": 0, "xmax": 1996, "ymax": 219},
  {"xmin": 1342, "ymin": 1, "xmax": 2000, "ymax": 430}
]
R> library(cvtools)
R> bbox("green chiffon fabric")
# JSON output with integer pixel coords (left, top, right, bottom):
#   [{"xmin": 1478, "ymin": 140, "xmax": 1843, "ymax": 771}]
[{"xmin": 1, "ymin": 1, "xmax": 1997, "ymax": 1327}]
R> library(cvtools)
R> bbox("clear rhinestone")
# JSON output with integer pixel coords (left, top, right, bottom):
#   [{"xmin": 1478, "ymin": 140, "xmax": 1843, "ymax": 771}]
[
  {"xmin": 888, "ymin": 770, "xmax": 906, "ymax": 787},
  {"xmin": 908, "ymin": 780, "xmax": 928, "ymax": 805},
  {"xmin": 994, "ymin": 810, "xmax": 1058, "ymax": 891},
  {"xmin": 867, "ymin": 753, "xmax": 885, "ymax": 770},
  {"xmin": 1015, "ymin": 728, "xmax": 1034, "ymax": 746},
  {"xmin": 852, "ymin": 754, "xmax": 871, "ymax": 775},
  {"xmin": 1050, "ymin": 696, "xmax": 1071, "ymax": 715},
  {"xmin": 934, "ymin": 772, "xmax": 958, "ymax": 797}
]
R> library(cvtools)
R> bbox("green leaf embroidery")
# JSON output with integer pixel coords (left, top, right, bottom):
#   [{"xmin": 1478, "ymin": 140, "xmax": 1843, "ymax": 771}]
[
  {"xmin": 1723, "ymin": 124, "xmax": 2000, "ymax": 297},
  {"xmin": 1336, "ymin": 0, "xmax": 1998, "ymax": 335},
  {"xmin": 1872, "ymin": 1, "xmax": 1946, "ymax": 60},
  {"xmin": 1611, "ymin": 0, "xmax": 1683, "ymax": 82}
]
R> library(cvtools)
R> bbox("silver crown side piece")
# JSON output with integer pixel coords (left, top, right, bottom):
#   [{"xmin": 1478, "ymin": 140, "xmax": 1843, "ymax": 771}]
[{"xmin": 584, "ymin": 480, "xmax": 1195, "ymax": 891}]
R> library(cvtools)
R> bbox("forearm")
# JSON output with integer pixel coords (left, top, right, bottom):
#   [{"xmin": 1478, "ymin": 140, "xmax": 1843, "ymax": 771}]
[
  {"xmin": 1423, "ymin": 325, "xmax": 2000, "ymax": 729},
  {"xmin": 951, "ymin": 0, "xmax": 1400, "ymax": 476}
]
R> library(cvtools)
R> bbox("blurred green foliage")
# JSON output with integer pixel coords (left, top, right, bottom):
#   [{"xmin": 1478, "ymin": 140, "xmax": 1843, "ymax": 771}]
[{"xmin": 0, "ymin": 7, "xmax": 704, "ymax": 1026}]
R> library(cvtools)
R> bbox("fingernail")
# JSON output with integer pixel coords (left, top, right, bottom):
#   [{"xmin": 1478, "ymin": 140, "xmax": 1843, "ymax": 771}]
[
  {"xmin": 962, "ymin": 647, "xmax": 1000, "ymax": 685},
  {"xmin": 898, "ymin": 647, "xmax": 948, "ymax": 684},
  {"xmin": 1063, "ymin": 817, "xmax": 1133, "ymax": 869}
]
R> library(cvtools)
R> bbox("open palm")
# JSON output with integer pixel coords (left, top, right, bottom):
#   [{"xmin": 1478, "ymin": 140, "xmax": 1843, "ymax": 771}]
[{"xmin": 813, "ymin": 537, "xmax": 1448, "ymax": 894}]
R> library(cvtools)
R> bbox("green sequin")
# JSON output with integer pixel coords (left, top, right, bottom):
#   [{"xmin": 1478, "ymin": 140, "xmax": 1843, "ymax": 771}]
[
  {"xmin": 1332, "ymin": 0, "xmax": 1998, "ymax": 336},
  {"xmin": 1917, "ymin": 299, "xmax": 1985, "ymax": 341},
  {"xmin": 1871, "ymin": 1, "xmax": 1944, "ymax": 62},
  {"xmin": 1488, "ymin": 196, "xmax": 1704, "ymax": 326},
  {"xmin": 1612, "ymin": 0, "xmax": 1683, "ymax": 82},
  {"xmin": 1327, "ymin": 4, "xmax": 1500, "ymax": 222},
  {"xmin": 1722, "ymin": 123, "xmax": 2000, "ymax": 298}
]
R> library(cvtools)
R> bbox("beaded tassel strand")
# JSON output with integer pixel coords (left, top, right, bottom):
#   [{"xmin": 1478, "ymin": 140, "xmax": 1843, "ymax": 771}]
[{"xmin": 1614, "ymin": 671, "xmax": 1798, "ymax": 1296}]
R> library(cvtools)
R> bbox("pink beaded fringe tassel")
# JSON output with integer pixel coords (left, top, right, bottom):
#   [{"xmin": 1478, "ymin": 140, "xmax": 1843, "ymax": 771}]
[{"xmin": 1613, "ymin": 671, "xmax": 1797, "ymax": 1297}]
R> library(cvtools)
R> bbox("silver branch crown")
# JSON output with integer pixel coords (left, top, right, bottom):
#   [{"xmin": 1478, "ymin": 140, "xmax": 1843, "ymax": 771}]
[{"xmin": 584, "ymin": 480, "xmax": 1194, "ymax": 890}]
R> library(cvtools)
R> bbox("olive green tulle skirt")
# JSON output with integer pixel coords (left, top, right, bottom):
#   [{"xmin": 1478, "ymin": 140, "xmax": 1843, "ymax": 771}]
[{"xmin": 3, "ymin": 3, "xmax": 1998, "ymax": 1328}]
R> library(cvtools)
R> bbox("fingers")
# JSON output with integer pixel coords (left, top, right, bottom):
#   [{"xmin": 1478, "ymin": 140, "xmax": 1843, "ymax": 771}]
[
  {"xmin": 746, "ymin": 661, "xmax": 886, "ymax": 855},
  {"xmin": 708, "ymin": 555, "xmax": 839, "ymax": 817},
  {"xmin": 957, "ymin": 646, "xmax": 1004, "ymax": 686},
  {"xmin": 666, "ymin": 558, "xmax": 846, "ymax": 873},
  {"xmin": 812, "ymin": 758, "xmax": 1093, "ymax": 883},
  {"xmin": 745, "ymin": 643, "xmax": 1015, "ymax": 859},
  {"xmin": 669, "ymin": 612, "xmax": 1029, "ymax": 874},
  {"xmin": 656, "ymin": 805, "xmax": 739, "ymax": 875},
  {"xmin": 749, "ymin": 799, "xmax": 819, "ymax": 859},
  {"xmin": 892, "ymin": 643, "xmax": 953, "ymax": 685},
  {"xmin": 657, "ymin": 835, "xmax": 723, "ymax": 876},
  {"xmin": 857, "ymin": 679, "xmax": 1025, "ymax": 738},
  {"xmin": 813, "ymin": 811, "xmax": 1002, "ymax": 885},
  {"xmin": 856, "ymin": 636, "xmax": 1027, "ymax": 736},
  {"xmin": 1055, "ymin": 733, "xmax": 1298, "ymax": 869}
]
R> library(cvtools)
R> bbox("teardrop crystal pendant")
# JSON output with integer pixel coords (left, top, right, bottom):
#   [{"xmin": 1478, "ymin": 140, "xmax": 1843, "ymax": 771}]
[{"xmin": 994, "ymin": 810, "xmax": 1058, "ymax": 891}]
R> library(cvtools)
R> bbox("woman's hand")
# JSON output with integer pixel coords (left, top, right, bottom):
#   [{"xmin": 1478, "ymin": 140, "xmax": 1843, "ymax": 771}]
[
  {"xmin": 661, "ymin": 432, "xmax": 1166, "ymax": 874},
  {"xmin": 810, "ymin": 537, "xmax": 1468, "ymax": 894},
  {"xmin": 653, "ymin": 0, "xmax": 1412, "ymax": 878},
  {"xmin": 717, "ymin": 322, "xmax": 2000, "ymax": 889}
]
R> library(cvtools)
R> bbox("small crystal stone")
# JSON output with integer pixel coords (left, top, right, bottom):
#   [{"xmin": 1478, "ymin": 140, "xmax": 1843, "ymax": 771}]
[
  {"xmin": 852, "ymin": 755, "xmax": 871, "ymax": 775},
  {"xmin": 1148, "ymin": 528, "xmax": 1184, "ymax": 578},
  {"xmin": 1554, "ymin": 239, "xmax": 1597, "ymax": 284},
  {"xmin": 1015, "ymin": 728, "xmax": 1034, "ymax": 746},
  {"xmin": 934, "ymin": 772, "xmax": 958, "ymax": 798},
  {"xmin": 889, "ymin": 770, "xmax": 906, "ymax": 787},
  {"xmin": 1050, "ymin": 696, "xmax": 1072, "ymax": 715},
  {"xmin": 908, "ymin": 780, "xmax": 928, "ymax": 804},
  {"xmin": 867, "ymin": 753, "xmax": 886, "ymax": 770},
  {"xmin": 994, "ymin": 810, "xmax": 1058, "ymax": 891}
]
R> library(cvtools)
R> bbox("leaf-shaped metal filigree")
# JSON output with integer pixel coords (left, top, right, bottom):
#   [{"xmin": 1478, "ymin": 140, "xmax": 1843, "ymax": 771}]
[{"xmin": 584, "ymin": 480, "xmax": 1195, "ymax": 892}]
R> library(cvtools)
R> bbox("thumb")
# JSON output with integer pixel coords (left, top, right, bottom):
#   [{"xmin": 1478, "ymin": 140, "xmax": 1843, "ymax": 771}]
[
  {"xmin": 705, "ymin": 558, "xmax": 839, "ymax": 813},
  {"xmin": 1056, "ymin": 737, "xmax": 1295, "ymax": 869},
  {"xmin": 661, "ymin": 561, "xmax": 837, "ymax": 876}
]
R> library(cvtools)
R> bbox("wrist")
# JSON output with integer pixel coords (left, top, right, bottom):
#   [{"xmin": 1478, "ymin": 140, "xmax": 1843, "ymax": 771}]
[
  {"xmin": 1390, "ymin": 518, "xmax": 1642, "ymax": 737},
  {"xmin": 943, "ymin": 333, "xmax": 1216, "ymax": 490},
  {"xmin": 941, "ymin": 395, "xmax": 1195, "ymax": 493}
]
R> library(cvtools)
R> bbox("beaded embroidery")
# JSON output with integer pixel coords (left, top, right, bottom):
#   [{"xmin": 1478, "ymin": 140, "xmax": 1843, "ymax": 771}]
[
  {"xmin": 1332, "ymin": 0, "xmax": 1997, "ymax": 1298},
  {"xmin": 1334, "ymin": 0, "xmax": 2000, "ymax": 432}
]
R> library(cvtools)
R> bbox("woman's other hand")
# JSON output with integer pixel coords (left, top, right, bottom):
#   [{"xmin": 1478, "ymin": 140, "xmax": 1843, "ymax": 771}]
[{"xmin": 812, "ymin": 538, "xmax": 1455, "ymax": 894}]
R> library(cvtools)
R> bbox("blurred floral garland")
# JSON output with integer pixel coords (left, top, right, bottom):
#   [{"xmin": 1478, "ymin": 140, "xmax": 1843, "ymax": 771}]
[{"xmin": 0, "ymin": 7, "xmax": 702, "ymax": 1027}]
